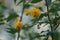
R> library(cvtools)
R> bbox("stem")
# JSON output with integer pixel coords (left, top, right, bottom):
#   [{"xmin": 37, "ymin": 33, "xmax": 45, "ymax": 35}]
[
  {"xmin": 46, "ymin": 5, "xmax": 53, "ymax": 31},
  {"xmin": 54, "ymin": 24, "xmax": 59, "ymax": 30},
  {"xmin": 47, "ymin": 6, "xmax": 53, "ymax": 40},
  {"xmin": 45, "ymin": 0, "xmax": 54, "ymax": 40},
  {"xmin": 17, "ymin": 30, "xmax": 20, "ymax": 40},
  {"xmin": 54, "ymin": 12, "xmax": 59, "ymax": 31},
  {"xmin": 17, "ymin": 0, "xmax": 25, "ymax": 40},
  {"xmin": 20, "ymin": 1, "xmax": 25, "ymax": 21}
]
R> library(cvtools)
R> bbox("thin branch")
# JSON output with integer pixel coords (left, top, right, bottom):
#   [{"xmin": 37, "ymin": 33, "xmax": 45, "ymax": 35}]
[
  {"xmin": 17, "ymin": 0, "xmax": 25, "ymax": 40},
  {"xmin": 46, "ymin": 6, "xmax": 53, "ymax": 31},
  {"xmin": 20, "ymin": 1, "xmax": 25, "ymax": 21},
  {"xmin": 45, "ymin": 0, "xmax": 54, "ymax": 40},
  {"xmin": 54, "ymin": 24, "xmax": 59, "ymax": 31}
]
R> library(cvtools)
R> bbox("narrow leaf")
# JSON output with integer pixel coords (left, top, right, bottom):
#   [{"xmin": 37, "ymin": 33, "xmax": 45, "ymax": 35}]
[
  {"xmin": 31, "ymin": 0, "xmax": 42, "ymax": 3},
  {"xmin": 14, "ymin": 0, "xmax": 17, "ymax": 3},
  {"xmin": 17, "ymin": 0, "xmax": 24, "ymax": 5},
  {"xmin": 7, "ymin": 13, "xmax": 18, "ymax": 22}
]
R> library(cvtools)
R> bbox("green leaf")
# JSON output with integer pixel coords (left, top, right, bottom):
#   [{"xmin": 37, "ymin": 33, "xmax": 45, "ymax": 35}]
[
  {"xmin": 24, "ymin": 4, "xmax": 30, "ymax": 9},
  {"xmin": 17, "ymin": 0, "xmax": 24, "ymax": 5},
  {"xmin": 31, "ymin": 0, "xmax": 42, "ymax": 3},
  {"xmin": 53, "ymin": 32, "xmax": 60, "ymax": 40},
  {"xmin": 6, "ymin": 28, "xmax": 18, "ymax": 34},
  {"xmin": 0, "ymin": 14, "xmax": 4, "ymax": 18},
  {"xmin": 31, "ymin": 13, "xmax": 47, "ymax": 23},
  {"xmin": 7, "ymin": 13, "xmax": 18, "ymax": 22},
  {"xmin": 14, "ymin": 0, "xmax": 17, "ymax": 3},
  {"xmin": 49, "ymin": 1, "xmax": 60, "ymax": 12},
  {"xmin": 39, "ymin": 7, "xmax": 43, "ymax": 11}
]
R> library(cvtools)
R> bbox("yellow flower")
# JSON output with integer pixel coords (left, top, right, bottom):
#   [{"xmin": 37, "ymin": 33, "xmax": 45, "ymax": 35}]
[
  {"xmin": 48, "ymin": 36, "xmax": 52, "ymax": 40},
  {"xmin": 31, "ymin": 8, "xmax": 41, "ymax": 17},
  {"xmin": 15, "ymin": 21, "xmax": 23, "ymax": 30},
  {"xmin": 25, "ymin": 9, "xmax": 30, "ymax": 16}
]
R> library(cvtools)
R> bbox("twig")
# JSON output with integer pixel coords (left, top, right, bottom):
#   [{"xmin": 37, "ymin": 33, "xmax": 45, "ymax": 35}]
[
  {"xmin": 17, "ymin": 0, "xmax": 25, "ymax": 40},
  {"xmin": 46, "ymin": 5, "xmax": 53, "ymax": 31},
  {"xmin": 54, "ymin": 24, "xmax": 59, "ymax": 31},
  {"xmin": 45, "ymin": 0, "xmax": 54, "ymax": 40}
]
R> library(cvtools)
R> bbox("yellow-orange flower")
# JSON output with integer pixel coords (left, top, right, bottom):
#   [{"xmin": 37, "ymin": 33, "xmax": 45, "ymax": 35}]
[
  {"xmin": 25, "ymin": 9, "xmax": 30, "ymax": 16},
  {"xmin": 15, "ymin": 21, "xmax": 23, "ymax": 30},
  {"xmin": 31, "ymin": 8, "xmax": 41, "ymax": 17}
]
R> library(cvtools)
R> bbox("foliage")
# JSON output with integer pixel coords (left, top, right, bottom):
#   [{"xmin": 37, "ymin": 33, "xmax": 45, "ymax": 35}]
[
  {"xmin": 31, "ymin": 0, "xmax": 42, "ymax": 3},
  {"xmin": 0, "ymin": 0, "xmax": 60, "ymax": 40},
  {"xmin": 6, "ymin": 27, "xmax": 18, "ymax": 34},
  {"xmin": 7, "ymin": 12, "xmax": 18, "ymax": 22}
]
